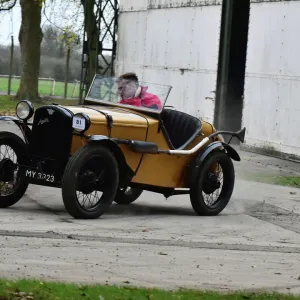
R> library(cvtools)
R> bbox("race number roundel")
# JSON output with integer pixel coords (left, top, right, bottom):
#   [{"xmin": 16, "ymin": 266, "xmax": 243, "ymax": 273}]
[
  {"xmin": 72, "ymin": 113, "xmax": 91, "ymax": 133},
  {"xmin": 72, "ymin": 114, "xmax": 86, "ymax": 131}
]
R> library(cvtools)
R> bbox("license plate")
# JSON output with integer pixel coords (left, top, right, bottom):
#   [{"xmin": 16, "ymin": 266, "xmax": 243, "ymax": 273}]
[{"xmin": 25, "ymin": 170, "xmax": 55, "ymax": 183}]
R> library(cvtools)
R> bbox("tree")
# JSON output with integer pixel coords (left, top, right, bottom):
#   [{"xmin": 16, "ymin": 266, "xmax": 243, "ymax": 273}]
[
  {"xmin": 81, "ymin": 0, "xmax": 99, "ymax": 86},
  {"xmin": 43, "ymin": 0, "xmax": 101, "ymax": 88},
  {"xmin": 41, "ymin": 25, "xmax": 62, "ymax": 57},
  {"xmin": 41, "ymin": 25, "xmax": 81, "ymax": 58},
  {"xmin": 58, "ymin": 26, "xmax": 81, "ymax": 53},
  {"xmin": 1, "ymin": 0, "xmax": 82, "ymax": 101},
  {"xmin": 16, "ymin": 0, "xmax": 44, "ymax": 101}
]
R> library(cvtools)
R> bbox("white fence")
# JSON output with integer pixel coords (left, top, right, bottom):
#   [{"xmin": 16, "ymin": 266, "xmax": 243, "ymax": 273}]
[{"xmin": 0, "ymin": 75, "xmax": 80, "ymax": 98}]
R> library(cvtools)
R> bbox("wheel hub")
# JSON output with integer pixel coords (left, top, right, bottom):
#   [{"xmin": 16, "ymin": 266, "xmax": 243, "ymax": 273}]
[
  {"xmin": 0, "ymin": 159, "xmax": 16, "ymax": 182},
  {"xmin": 203, "ymin": 173, "xmax": 221, "ymax": 194},
  {"xmin": 124, "ymin": 187, "xmax": 132, "ymax": 195},
  {"xmin": 78, "ymin": 170, "xmax": 99, "ymax": 194}
]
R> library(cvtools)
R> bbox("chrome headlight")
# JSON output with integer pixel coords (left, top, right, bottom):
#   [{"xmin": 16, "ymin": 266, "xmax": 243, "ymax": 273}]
[
  {"xmin": 16, "ymin": 100, "xmax": 34, "ymax": 121},
  {"xmin": 72, "ymin": 113, "xmax": 91, "ymax": 133}
]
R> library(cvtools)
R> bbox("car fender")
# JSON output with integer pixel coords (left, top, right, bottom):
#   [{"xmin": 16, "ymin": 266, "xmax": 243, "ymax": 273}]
[
  {"xmin": 187, "ymin": 141, "xmax": 240, "ymax": 186},
  {"xmin": 0, "ymin": 116, "xmax": 32, "ymax": 144},
  {"xmin": 88, "ymin": 135, "xmax": 135, "ymax": 187},
  {"xmin": 198, "ymin": 141, "xmax": 241, "ymax": 164}
]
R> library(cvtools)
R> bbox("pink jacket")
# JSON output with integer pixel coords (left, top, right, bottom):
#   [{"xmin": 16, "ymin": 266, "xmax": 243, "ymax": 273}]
[{"xmin": 120, "ymin": 86, "xmax": 162, "ymax": 110}]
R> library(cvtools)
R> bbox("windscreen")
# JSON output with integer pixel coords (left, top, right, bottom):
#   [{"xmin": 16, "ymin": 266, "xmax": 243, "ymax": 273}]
[{"xmin": 85, "ymin": 74, "xmax": 172, "ymax": 113}]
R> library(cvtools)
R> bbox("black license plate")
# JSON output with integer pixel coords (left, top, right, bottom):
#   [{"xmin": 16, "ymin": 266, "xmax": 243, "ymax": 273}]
[{"xmin": 25, "ymin": 170, "xmax": 55, "ymax": 183}]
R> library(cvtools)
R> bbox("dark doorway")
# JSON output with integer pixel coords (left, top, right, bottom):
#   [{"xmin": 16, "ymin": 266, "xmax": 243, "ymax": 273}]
[{"xmin": 214, "ymin": 0, "xmax": 250, "ymax": 143}]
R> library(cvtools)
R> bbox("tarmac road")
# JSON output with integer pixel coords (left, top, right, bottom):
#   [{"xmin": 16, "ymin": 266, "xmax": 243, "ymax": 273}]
[{"xmin": 1, "ymin": 121, "xmax": 300, "ymax": 294}]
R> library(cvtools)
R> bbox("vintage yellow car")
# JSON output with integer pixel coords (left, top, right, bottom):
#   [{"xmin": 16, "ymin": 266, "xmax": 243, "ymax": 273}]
[{"xmin": 0, "ymin": 74, "xmax": 246, "ymax": 219}]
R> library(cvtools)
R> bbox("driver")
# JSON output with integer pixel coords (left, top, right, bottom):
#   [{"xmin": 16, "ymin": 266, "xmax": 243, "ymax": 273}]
[{"xmin": 116, "ymin": 72, "xmax": 162, "ymax": 110}]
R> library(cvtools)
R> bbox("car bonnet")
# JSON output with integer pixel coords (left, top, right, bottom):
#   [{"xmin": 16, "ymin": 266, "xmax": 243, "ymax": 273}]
[{"xmin": 63, "ymin": 105, "xmax": 150, "ymax": 128}]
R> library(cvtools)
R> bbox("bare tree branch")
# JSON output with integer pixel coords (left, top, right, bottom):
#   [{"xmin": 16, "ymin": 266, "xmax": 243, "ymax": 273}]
[
  {"xmin": 42, "ymin": 0, "xmax": 84, "ymax": 37},
  {"xmin": 0, "ymin": 0, "xmax": 17, "ymax": 11}
]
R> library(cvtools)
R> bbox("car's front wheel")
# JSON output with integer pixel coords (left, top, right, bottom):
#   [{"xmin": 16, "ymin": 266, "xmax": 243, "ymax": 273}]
[
  {"xmin": 190, "ymin": 151, "xmax": 235, "ymax": 216},
  {"xmin": 114, "ymin": 187, "xmax": 143, "ymax": 205},
  {"xmin": 0, "ymin": 132, "xmax": 29, "ymax": 208},
  {"xmin": 61, "ymin": 144, "xmax": 119, "ymax": 219}
]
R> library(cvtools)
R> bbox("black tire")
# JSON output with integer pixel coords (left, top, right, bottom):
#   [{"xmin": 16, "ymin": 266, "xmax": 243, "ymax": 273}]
[
  {"xmin": 114, "ymin": 187, "xmax": 143, "ymax": 205},
  {"xmin": 0, "ymin": 132, "xmax": 29, "ymax": 208},
  {"xmin": 190, "ymin": 151, "xmax": 235, "ymax": 216},
  {"xmin": 61, "ymin": 144, "xmax": 119, "ymax": 219}
]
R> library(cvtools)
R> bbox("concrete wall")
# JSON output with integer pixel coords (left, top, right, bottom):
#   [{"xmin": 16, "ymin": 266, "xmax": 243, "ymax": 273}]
[
  {"xmin": 116, "ymin": 0, "xmax": 222, "ymax": 123},
  {"xmin": 242, "ymin": 0, "xmax": 300, "ymax": 160}
]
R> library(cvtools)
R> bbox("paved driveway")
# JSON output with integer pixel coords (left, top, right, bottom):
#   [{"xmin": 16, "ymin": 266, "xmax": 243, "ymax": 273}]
[{"xmin": 1, "ymin": 120, "xmax": 300, "ymax": 294}]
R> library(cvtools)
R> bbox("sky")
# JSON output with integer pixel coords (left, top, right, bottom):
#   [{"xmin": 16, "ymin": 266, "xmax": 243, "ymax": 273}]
[{"xmin": 0, "ymin": 0, "xmax": 84, "ymax": 46}]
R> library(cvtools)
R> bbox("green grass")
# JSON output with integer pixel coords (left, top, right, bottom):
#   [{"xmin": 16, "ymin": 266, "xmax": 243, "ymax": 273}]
[
  {"xmin": 0, "ymin": 95, "xmax": 43, "ymax": 114},
  {"xmin": 0, "ymin": 279, "xmax": 298, "ymax": 300},
  {"xmin": 246, "ymin": 173, "xmax": 300, "ymax": 188},
  {"xmin": 0, "ymin": 95, "xmax": 79, "ymax": 115},
  {"xmin": 275, "ymin": 176, "xmax": 300, "ymax": 187},
  {"xmin": 0, "ymin": 77, "xmax": 80, "ymax": 98}
]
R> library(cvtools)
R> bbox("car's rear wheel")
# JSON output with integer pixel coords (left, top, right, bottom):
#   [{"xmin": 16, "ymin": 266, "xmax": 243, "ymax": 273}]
[
  {"xmin": 190, "ymin": 151, "xmax": 235, "ymax": 216},
  {"xmin": 0, "ymin": 132, "xmax": 29, "ymax": 208},
  {"xmin": 62, "ymin": 144, "xmax": 119, "ymax": 219},
  {"xmin": 114, "ymin": 187, "xmax": 143, "ymax": 205}
]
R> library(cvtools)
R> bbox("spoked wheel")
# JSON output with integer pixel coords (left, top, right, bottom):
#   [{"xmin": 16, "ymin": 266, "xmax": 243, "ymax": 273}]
[
  {"xmin": 62, "ymin": 144, "xmax": 119, "ymax": 219},
  {"xmin": 190, "ymin": 151, "xmax": 235, "ymax": 216},
  {"xmin": 0, "ymin": 132, "xmax": 29, "ymax": 208},
  {"xmin": 114, "ymin": 187, "xmax": 143, "ymax": 205}
]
